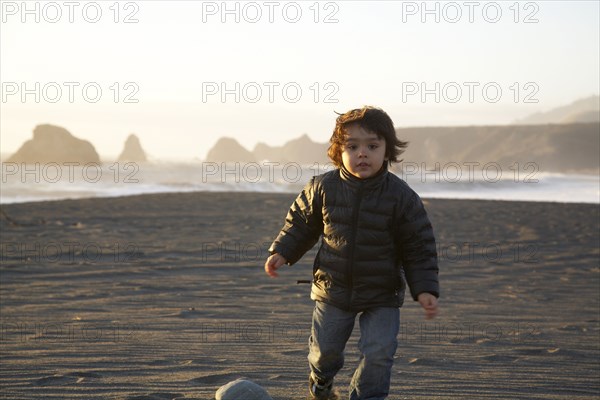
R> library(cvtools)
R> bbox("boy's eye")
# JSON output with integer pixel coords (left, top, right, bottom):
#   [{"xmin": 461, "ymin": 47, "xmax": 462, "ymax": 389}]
[
  {"xmin": 347, "ymin": 145, "xmax": 357, "ymax": 150},
  {"xmin": 368, "ymin": 144, "xmax": 378, "ymax": 150}
]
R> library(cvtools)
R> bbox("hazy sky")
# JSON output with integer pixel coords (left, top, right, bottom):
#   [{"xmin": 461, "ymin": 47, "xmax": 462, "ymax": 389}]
[{"xmin": 1, "ymin": 0, "xmax": 599, "ymax": 160}]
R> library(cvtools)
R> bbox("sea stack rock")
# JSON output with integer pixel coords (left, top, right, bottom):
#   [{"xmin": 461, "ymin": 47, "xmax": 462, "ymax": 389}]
[
  {"xmin": 280, "ymin": 133, "xmax": 329, "ymax": 165},
  {"xmin": 252, "ymin": 134, "xmax": 329, "ymax": 164},
  {"xmin": 117, "ymin": 134, "xmax": 147, "ymax": 162},
  {"xmin": 205, "ymin": 137, "xmax": 256, "ymax": 162},
  {"xmin": 8, "ymin": 124, "xmax": 100, "ymax": 164},
  {"xmin": 253, "ymin": 142, "xmax": 276, "ymax": 162}
]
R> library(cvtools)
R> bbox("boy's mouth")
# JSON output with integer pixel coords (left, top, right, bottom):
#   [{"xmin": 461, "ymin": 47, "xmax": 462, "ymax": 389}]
[{"xmin": 357, "ymin": 162, "xmax": 370, "ymax": 168}]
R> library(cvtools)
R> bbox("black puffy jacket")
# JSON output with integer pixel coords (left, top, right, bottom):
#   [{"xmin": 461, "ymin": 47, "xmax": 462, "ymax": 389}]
[{"xmin": 268, "ymin": 165, "xmax": 439, "ymax": 312}]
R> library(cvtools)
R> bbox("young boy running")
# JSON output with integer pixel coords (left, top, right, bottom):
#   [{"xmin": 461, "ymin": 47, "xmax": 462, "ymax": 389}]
[{"xmin": 265, "ymin": 106, "xmax": 439, "ymax": 400}]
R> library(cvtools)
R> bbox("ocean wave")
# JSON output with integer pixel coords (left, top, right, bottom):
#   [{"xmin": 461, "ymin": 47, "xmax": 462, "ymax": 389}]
[{"xmin": 1, "ymin": 162, "xmax": 597, "ymax": 204}]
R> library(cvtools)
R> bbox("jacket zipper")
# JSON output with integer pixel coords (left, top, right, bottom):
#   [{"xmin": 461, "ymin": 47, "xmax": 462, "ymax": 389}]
[{"xmin": 347, "ymin": 185, "xmax": 364, "ymax": 307}]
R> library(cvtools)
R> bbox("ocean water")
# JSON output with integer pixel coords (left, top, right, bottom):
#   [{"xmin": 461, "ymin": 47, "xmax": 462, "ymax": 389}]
[{"xmin": 1, "ymin": 161, "xmax": 598, "ymax": 204}]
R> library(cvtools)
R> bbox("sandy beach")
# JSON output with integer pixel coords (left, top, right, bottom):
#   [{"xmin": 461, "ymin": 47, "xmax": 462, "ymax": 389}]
[{"xmin": 1, "ymin": 192, "xmax": 598, "ymax": 399}]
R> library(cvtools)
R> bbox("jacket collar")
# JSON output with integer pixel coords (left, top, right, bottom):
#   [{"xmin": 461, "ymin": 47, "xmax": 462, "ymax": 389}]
[{"xmin": 339, "ymin": 163, "xmax": 388, "ymax": 190}]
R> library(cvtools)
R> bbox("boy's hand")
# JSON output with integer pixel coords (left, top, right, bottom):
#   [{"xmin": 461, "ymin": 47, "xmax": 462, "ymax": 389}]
[
  {"xmin": 417, "ymin": 292, "xmax": 438, "ymax": 319},
  {"xmin": 264, "ymin": 253, "xmax": 287, "ymax": 278}
]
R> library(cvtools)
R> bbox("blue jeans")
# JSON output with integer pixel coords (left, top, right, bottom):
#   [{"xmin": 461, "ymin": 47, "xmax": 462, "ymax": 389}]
[{"xmin": 308, "ymin": 301, "xmax": 400, "ymax": 400}]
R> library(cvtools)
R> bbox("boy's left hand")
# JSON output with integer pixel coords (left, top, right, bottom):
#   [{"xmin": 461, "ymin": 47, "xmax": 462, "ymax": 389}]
[
  {"xmin": 417, "ymin": 292, "xmax": 438, "ymax": 319},
  {"xmin": 264, "ymin": 253, "xmax": 287, "ymax": 278}
]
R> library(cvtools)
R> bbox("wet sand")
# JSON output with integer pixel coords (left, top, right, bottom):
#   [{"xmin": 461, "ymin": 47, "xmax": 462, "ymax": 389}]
[{"xmin": 1, "ymin": 192, "xmax": 599, "ymax": 399}]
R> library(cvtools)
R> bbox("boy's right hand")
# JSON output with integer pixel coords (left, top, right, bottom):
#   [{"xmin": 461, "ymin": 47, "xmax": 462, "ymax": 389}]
[
  {"xmin": 264, "ymin": 253, "xmax": 287, "ymax": 278},
  {"xmin": 417, "ymin": 292, "xmax": 439, "ymax": 319}
]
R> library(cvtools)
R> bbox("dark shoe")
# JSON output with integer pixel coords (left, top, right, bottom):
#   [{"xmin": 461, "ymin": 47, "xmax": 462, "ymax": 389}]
[{"xmin": 308, "ymin": 375, "xmax": 339, "ymax": 400}]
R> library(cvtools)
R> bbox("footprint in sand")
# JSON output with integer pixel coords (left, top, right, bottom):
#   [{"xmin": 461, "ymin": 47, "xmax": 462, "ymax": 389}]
[
  {"xmin": 190, "ymin": 372, "xmax": 240, "ymax": 385},
  {"xmin": 559, "ymin": 324, "xmax": 587, "ymax": 332},
  {"xmin": 164, "ymin": 308, "xmax": 204, "ymax": 319},
  {"xmin": 34, "ymin": 372, "xmax": 101, "ymax": 386},
  {"xmin": 482, "ymin": 354, "xmax": 520, "ymax": 363},
  {"xmin": 148, "ymin": 359, "xmax": 175, "ymax": 366},
  {"xmin": 514, "ymin": 347, "xmax": 550, "ymax": 356},
  {"xmin": 547, "ymin": 348, "xmax": 560, "ymax": 353},
  {"xmin": 406, "ymin": 358, "xmax": 438, "ymax": 366},
  {"xmin": 125, "ymin": 393, "xmax": 184, "ymax": 400},
  {"xmin": 69, "ymin": 372, "xmax": 102, "ymax": 379},
  {"xmin": 281, "ymin": 349, "xmax": 305, "ymax": 356},
  {"xmin": 35, "ymin": 375, "xmax": 78, "ymax": 386}
]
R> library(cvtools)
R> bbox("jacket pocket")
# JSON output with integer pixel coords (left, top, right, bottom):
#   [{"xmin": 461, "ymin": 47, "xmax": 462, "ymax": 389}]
[{"xmin": 313, "ymin": 268, "xmax": 332, "ymax": 293}]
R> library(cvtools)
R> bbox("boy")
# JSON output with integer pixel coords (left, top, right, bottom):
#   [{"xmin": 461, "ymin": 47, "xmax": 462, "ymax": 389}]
[{"xmin": 264, "ymin": 106, "xmax": 439, "ymax": 400}]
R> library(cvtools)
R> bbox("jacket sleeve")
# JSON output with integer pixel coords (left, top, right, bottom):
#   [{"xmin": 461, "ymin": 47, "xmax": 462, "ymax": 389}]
[
  {"xmin": 395, "ymin": 191, "xmax": 439, "ymax": 301},
  {"xmin": 268, "ymin": 177, "xmax": 324, "ymax": 265}
]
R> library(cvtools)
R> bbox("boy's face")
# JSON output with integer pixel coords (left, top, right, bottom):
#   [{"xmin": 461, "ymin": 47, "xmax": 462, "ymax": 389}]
[{"xmin": 341, "ymin": 124, "xmax": 387, "ymax": 179}]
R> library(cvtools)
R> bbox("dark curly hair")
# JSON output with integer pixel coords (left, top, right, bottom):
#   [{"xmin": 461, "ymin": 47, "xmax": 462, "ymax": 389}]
[{"xmin": 327, "ymin": 106, "xmax": 408, "ymax": 168}]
